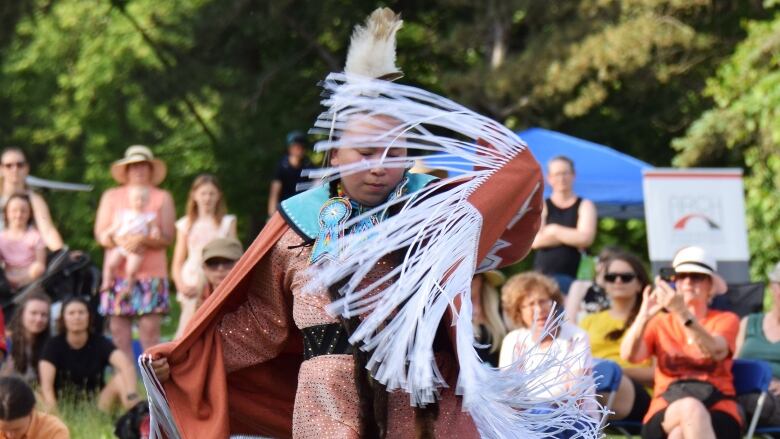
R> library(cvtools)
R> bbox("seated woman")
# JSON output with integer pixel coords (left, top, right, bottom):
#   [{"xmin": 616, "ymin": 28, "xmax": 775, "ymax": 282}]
[
  {"xmin": 620, "ymin": 246, "xmax": 741, "ymax": 439},
  {"xmin": 1, "ymin": 293, "xmax": 50, "ymax": 384},
  {"xmin": 734, "ymin": 261, "xmax": 780, "ymax": 426},
  {"xmin": 0, "ymin": 376, "xmax": 68, "ymax": 439},
  {"xmin": 499, "ymin": 272, "xmax": 595, "ymax": 437},
  {"xmin": 580, "ymin": 250, "xmax": 653, "ymax": 422},
  {"xmin": 565, "ymin": 246, "xmax": 619, "ymax": 324},
  {"xmin": 39, "ymin": 297, "xmax": 138, "ymax": 412}
]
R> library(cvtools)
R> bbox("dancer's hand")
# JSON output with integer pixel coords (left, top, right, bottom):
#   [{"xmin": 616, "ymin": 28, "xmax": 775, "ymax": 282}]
[{"xmin": 151, "ymin": 356, "xmax": 170, "ymax": 383}]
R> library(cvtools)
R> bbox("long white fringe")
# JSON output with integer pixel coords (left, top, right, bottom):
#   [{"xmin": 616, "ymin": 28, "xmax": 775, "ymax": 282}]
[
  {"xmin": 305, "ymin": 73, "xmax": 604, "ymax": 438},
  {"xmin": 139, "ymin": 354, "xmax": 181, "ymax": 439}
]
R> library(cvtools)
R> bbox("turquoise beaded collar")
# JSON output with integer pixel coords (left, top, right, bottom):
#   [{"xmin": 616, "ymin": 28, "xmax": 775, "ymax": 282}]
[{"xmin": 279, "ymin": 173, "xmax": 437, "ymax": 242}]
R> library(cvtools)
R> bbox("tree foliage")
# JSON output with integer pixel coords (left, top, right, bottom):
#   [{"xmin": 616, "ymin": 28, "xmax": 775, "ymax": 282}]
[
  {"xmin": 673, "ymin": 12, "xmax": 780, "ymax": 279},
  {"xmin": 0, "ymin": 0, "xmax": 777, "ymax": 271}
]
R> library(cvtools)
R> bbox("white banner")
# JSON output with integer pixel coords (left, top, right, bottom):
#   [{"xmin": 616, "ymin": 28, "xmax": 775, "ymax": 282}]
[{"xmin": 643, "ymin": 168, "xmax": 749, "ymax": 262}]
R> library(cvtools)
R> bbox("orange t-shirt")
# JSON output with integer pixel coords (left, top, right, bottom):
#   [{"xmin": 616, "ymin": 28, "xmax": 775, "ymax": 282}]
[
  {"xmin": 1, "ymin": 410, "xmax": 69, "ymax": 439},
  {"xmin": 641, "ymin": 309, "xmax": 741, "ymax": 424}
]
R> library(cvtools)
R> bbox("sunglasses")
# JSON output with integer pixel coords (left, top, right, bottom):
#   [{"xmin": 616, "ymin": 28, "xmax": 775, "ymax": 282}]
[
  {"xmin": 604, "ymin": 272, "xmax": 637, "ymax": 283},
  {"xmin": 204, "ymin": 259, "xmax": 236, "ymax": 270},
  {"xmin": 2, "ymin": 161, "xmax": 26, "ymax": 169},
  {"xmin": 674, "ymin": 272, "xmax": 710, "ymax": 283}
]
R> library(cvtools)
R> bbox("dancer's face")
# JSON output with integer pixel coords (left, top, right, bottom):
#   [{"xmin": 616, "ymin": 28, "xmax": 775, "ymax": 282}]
[{"xmin": 331, "ymin": 116, "xmax": 407, "ymax": 207}]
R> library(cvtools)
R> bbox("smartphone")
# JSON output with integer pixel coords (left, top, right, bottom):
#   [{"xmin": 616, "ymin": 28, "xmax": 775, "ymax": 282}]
[{"xmin": 659, "ymin": 267, "xmax": 676, "ymax": 289}]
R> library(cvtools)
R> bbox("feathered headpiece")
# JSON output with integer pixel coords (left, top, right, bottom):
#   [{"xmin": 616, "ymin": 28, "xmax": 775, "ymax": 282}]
[{"xmin": 344, "ymin": 8, "xmax": 403, "ymax": 81}]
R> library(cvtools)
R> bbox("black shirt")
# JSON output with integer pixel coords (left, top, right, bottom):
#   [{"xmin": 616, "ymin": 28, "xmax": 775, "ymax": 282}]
[
  {"xmin": 41, "ymin": 334, "xmax": 116, "ymax": 395},
  {"xmin": 274, "ymin": 156, "xmax": 311, "ymax": 202},
  {"xmin": 533, "ymin": 197, "xmax": 583, "ymax": 277}
]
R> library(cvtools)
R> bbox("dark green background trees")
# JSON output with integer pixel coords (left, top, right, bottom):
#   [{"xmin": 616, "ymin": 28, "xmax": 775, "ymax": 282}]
[{"xmin": 0, "ymin": 0, "xmax": 777, "ymax": 278}]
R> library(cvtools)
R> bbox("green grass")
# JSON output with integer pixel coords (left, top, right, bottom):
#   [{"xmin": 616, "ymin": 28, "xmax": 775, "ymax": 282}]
[{"xmin": 59, "ymin": 396, "xmax": 116, "ymax": 439}]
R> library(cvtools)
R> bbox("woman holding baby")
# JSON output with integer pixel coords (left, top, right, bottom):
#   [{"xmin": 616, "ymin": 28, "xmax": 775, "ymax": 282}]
[{"xmin": 94, "ymin": 145, "xmax": 175, "ymax": 362}]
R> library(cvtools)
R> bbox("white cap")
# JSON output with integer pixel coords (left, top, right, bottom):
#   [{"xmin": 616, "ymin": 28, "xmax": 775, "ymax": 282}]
[{"xmin": 672, "ymin": 246, "xmax": 728, "ymax": 295}]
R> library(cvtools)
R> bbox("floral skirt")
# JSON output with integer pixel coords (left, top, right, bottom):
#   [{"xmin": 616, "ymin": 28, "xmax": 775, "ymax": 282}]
[{"xmin": 99, "ymin": 276, "xmax": 170, "ymax": 316}]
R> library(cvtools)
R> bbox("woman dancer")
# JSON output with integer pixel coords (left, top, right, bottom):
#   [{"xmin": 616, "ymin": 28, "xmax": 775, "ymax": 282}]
[{"xmin": 142, "ymin": 9, "xmax": 598, "ymax": 439}]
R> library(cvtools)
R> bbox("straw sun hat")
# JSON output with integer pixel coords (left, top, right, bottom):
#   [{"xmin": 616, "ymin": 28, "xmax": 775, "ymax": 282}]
[{"xmin": 110, "ymin": 145, "xmax": 167, "ymax": 185}]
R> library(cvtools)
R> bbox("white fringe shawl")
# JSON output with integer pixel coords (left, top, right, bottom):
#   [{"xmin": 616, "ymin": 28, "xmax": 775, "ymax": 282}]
[{"xmin": 304, "ymin": 72, "xmax": 605, "ymax": 438}]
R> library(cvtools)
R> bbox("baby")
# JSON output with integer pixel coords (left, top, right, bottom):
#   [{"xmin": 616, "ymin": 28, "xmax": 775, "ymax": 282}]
[{"xmin": 101, "ymin": 186, "xmax": 160, "ymax": 293}]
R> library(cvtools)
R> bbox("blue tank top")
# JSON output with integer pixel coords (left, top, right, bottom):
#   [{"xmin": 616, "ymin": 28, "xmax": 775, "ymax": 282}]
[{"xmin": 533, "ymin": 197, "xmax": 582, "ymax": 277}]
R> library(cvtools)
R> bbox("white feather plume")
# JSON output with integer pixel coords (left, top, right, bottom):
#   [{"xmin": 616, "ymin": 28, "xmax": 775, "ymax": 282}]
[{"xmin": 344, "ymin": 8, "xmax": 403, "ymax": 79}]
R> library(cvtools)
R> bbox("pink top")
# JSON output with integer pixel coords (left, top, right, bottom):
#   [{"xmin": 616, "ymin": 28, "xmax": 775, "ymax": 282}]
[
  {"xmin": 0, "ymin": 227, "xmax": 44, "ymax": 270},
  {"xmin": 96, "ymin": 185, "xmax": 175, "ymax": 279}
]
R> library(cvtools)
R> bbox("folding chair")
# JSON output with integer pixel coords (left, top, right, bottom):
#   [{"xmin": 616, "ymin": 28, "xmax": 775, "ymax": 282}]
[
  {"xmin": 732, "ymin": 358, "xmax": 780, "ymax": 439},
  {"xmin": 711, "ymin": 282, "xmax": 766, "ymax": 318}
]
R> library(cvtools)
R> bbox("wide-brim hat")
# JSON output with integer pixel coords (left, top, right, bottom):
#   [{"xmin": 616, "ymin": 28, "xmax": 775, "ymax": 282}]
[
  {"xmin": 110, "ymin": 145, "xmax": 167, "ymax": 186},
  {"xmin": 672, "ymin": 246, "xmax": 728, "ymax": 296},
  {"xmin": 202, "ymin": 237, "xmax": 244, "ymax": 263}
]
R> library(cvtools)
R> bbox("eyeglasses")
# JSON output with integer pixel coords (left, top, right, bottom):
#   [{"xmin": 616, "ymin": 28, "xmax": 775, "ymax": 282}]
[
  {"xmin": 1, "ymin": 161, "xmax": 26, "ymax": 169},
  {"xmin": 521, "ymin": 298, "xmax": 553, "ymax": 310},
  {"xmin": 675, "ymin": 272, "xmax": 710, "ymax": 283},
  {"xmin": 604, "ymin": 272, "xmax": 637, "ymax": 283},
  {"xmin": 204, "ymin": 259, "xmax": 236, "ymax": 270}
]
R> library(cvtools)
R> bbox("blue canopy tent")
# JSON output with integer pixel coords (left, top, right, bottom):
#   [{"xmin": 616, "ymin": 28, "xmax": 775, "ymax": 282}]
[
  {"xmin": 422, "ymin": 128, "xmax": 652, "ymax": 219},
  {"xmin": 520, "ymin": 128, "xmax": 652, "ymax": 219}
]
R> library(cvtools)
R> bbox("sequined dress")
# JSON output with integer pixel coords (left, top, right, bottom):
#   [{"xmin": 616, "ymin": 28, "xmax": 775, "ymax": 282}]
[{"xmin": 217, "ymin": 228, "xmax": 478, "ymax": 439}]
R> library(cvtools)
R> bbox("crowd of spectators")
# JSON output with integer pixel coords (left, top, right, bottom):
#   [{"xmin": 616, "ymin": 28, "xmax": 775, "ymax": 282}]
[
  {"xmin": 0, "ymin": 142, "xmax": 776, "ymax": 439},
  {"xmin": 0, "ymin": 145, "xmax": 248, "ymax": 437}
]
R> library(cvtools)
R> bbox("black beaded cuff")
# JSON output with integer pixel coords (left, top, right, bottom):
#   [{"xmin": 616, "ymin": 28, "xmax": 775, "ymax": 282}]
[{"xmin": 301, "ymin": 323, "xmax": 354, "ymax": 360}]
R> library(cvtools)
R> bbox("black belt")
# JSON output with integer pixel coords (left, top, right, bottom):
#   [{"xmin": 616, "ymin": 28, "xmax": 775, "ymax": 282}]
[{"xmin": 301, "ymin": 323, "xmax": 354, "ymax": 360}]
